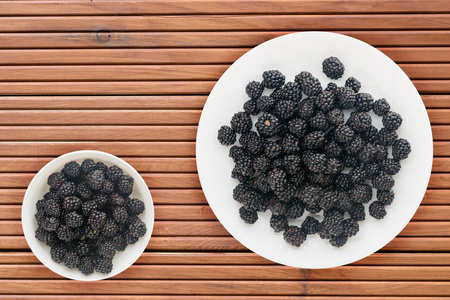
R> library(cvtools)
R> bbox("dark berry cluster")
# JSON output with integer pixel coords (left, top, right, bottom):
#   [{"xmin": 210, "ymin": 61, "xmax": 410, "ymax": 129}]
[
  {"xmin": 35, "ymin": 159, "xmax": 146, "ymax": 275},
  {"xmin": 217, "ymin": 57, "xmax": 412, "ymax": 249}
]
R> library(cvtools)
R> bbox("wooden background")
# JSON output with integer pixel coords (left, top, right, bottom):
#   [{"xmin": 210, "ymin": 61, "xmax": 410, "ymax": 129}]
[{"xmin": 0, "ymin": 0, "xmax": 449, "ymax": 298}]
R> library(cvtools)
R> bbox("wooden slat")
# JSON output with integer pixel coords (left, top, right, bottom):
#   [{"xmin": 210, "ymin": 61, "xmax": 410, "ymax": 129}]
[
  {"xmin": 0, "ymin": 48, "xmax": 449, "ymax": 65},
  {"xmin": 0, "ymin": 0, "xmax": 448, "ymax": 15},
  {"xmin": 1, "ymin": 15, "xmax": 450, "ymax": 32},
  {"xmin": 0, "ymin": 31, "xmax": 449, "ymax": 49},
  {"xmin": 0, "ymin": 126, "xmax": 198, "ymax": 141},
  {"xmin": 0, "ymin": 280, "xmax": 449, "ymax": 296},
  {"xmin": 428, "ymin": 174, "xmax": 450, "ymax": 188},
  {"xmin": 0, "ymin": 264, "xmax": 449, "ymax": 281},
  {"xmin": 0, "ymin": 110, "xmax": 202, "ymax": 125},
  {"xmin": 2, "ymin": 297, "xmax": 450, "ymax": 300}
]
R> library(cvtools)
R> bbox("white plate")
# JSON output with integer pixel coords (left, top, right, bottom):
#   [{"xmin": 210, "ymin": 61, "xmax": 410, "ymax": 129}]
[
  {"xmin": 196, "ymin": 32, "xmax": 433, "ymax": 269},
  {"xmin": 22, "ymin": 150, "xmax": 154, "ymax": 280}
]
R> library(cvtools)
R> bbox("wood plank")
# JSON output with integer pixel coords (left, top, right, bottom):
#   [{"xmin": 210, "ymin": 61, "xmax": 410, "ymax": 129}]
[
  {"xmin": 0, "ymin": 31, "xmax": 448, "ymax": 49},
  {"xmin": 431, "ymin": 126, "xmax": 450, "ymax": 140},
  {"xmin": 0, "ymin": 48, "xmax": 449, "ymax": 65},
  {"xmin": 3, "ymin": 297, "xmax": 450, "ymax": 300},
  {"xmin": 0, "ymin": 0, "xmax": 447, "ymax": 15},
  {"xmin": 0, "ymin": 280, "xmax": 448, "ymax": 296},
  {"xmin": 0, "ymin": 81, "xmax": 215, "ymax": 95},
  {"xmin": 1, "ymin": 252, "xmax": 450, "ymax": 266},
  {"xmin": 0, "ymin": 264, "xmax": 449, "ymax": 281},
  {"xmin": 0, "ymin": 157, "xmax": 198, "ymax": 172},
  {"xmin": 422, "ymin": 189, "xmax": 450, "ymax": 205},
  {"xmin": 0, "ymin": 110, "xmax": 202, "ymax": 125},
  {"xmin": 434, "ymin": 141, "xmax": 450, "ymax": 156},
  {"xmin": 0, "ymin": 64, "xmax": 448, "ymax": 82},
  {"xmin": 428, "ymin": 174, "xmax": 450, "ymax": 188},
  {"xmin": 1, "ymin": 15, "xmax": 450, "ymax": 32},
  {"xmin": 0, "ymin": 142, "xmax": 196, "ymax": 157},
  {"xmin": 0, "ymin": 126, "xmax": 198, "ymax": 141},
  {"xmin": 432, "ymin": 157, "xmax": 450, "ymax": 172},
  {"xmin": 423, "ymin": 95, "xmax": 450, "ymax": 108}
]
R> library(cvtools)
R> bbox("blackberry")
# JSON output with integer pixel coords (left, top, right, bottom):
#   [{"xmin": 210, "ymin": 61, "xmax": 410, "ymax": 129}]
[
  {"xmin": 280, "ymin": 81, "xmax": 302, "ymax": 102},
  {"xmin": 86, "ymin": 170, "xmax": 105, "ymax": 191},
  {"xmin": 369, "ymin": 201, "xmax": 387, "ymax": 219},
  {"xmin": 273, "ymin": 99, "xmax": 296, "ymax": 120},
  {"xmin": 271, "ymin": 157, "xmax": 283, "ymax": 169},
  {"xmin": 124, "ymin": 231, "xmax": 139, "ymax": 245},
  {"xmin": 36, "ymin": 227, "xmax": 57, "ymax": 246},
  {"xmin": 327, "ymin": 108, "xmax": 344, "ymax": 126},
  {"xmin": 302, "ymin": 131, "xmax": 326, "ymax": 150},
  {"xmin": 283, "ymin": 225, "xmax": 307, "ymax": 247},
  {"xmin": 349, "ymin": 202, "xmax": 366, "ymax": 221},
  {"xmin": 125, "ymin": 198, "xmax": 145, "ymax": 216},
  {"xmin": 129, "ymin": 217, "xmax": 147, "ymax": 238},
  {"xmin": 75, "ymin": 182, "xmax": 92, "ymax": 201},
  {"xmin": 297, "ymin": 98, "xmax": 316, "ymax": 120},
  {"xmin": 322, "ymin": 209, "xmax": 344, "ymax": 236},
  {"xmin": 288, "ymin": 118, "xmax": 308, "ymax": 138},
  {"xmin": 270, "ymin": 214, "xmax": 288, "ymax": 232},
  {"xmin": 300, "ymin": 76, "xmax": 322, "ymax": 97},
  {"xmin": 348, "ymin": 166, "xmax": 367, "ymax": 185},
  {"xmin": 230, "ymin": 111, "xmax": 252, "ymax": 134},
  {"xmin": 325, "ymin": 158, "xmax": 344, "ymax": 175},
  {"xmin": 358, "ymin": 143, "xmax": 376, "ymax": 164},
  {"xmin": 75, "ymin": 240, "xmax": 90, "ymax": 256},
  {"xmin": 50, "ymin": 244, "xmax": 66, "ymax": 263},
  {"xmin": 361, "ymin": 125, "xmax": 379, "ymax": 143},
  {"xmin": 379, "ymin": 158, "xmax": 401, "ymax": 175},
  {"xmin": 66, "ymin": 211, "xmax": 83, "ymax": 228},
  {"xmin": 324, "ymin": 141, "xmax": 343, "ymax": 158},
  {"xmin": 270, "ymin": 87, "xmax": 284, "ymax": 101},
  {"xmin": 41, "ymin": 216, "xmax": 60, "ymax": 232},
  {"xmin": 355, "ymin": 93, "xmax": 374, "ymax": 112},
  {"xmin": 349, "ymin": 184, "xmax": 372, "ymax": 204},
  {"xmin": 234, "ymin": 156, "xmax": 254, "ymax": 177},
  {"xmin": 105, "ymin": 165, "xmax": 124, "ymax": 182},
  {"xmin": 97, "ymin": 240, "xmax": 116, "ymax": 258},
  {"xmin": 372, "ymin": 173, "xmax": 395, "ymax": 191},
  {"xmin": 269, "ymin": 200, "xmax": 288, "ymax": 216},
  {"xmin": 373, "ymin": 98, "xmax": 390, "ymax": 116},
  {"xmin": 35, "ymin": 210, "xmax": 45, "ymax": 226},
  {"xmin": 245, "ymin": 81, "xmax": 264, "ymax": 99},
  {"xmin": 253, "ymin": 173, "xmax": 271, "ymax": 193},
  {"xmin": 309, "ymin": 111, "xmax": 329, "ymax": 131},
  {"xmin": 262, "ymin": 70, "xmax": 285, "ymax": 89},
  {"xmin": 84, "ymin": 226, "xmax": 100, "ymax": 240},
  {"xmin": 302, "ymin": 216, "xmax": 320, "ymax": 235},
  {"xmin": 294, "ymin": 71, "xmax": 312, "ymax": 83},
  {"xmin": 392, "ymin": 138, "xmax": 411, "ymax": 161},
  {"xmin": 308, "ymin": 172, "xmax": 334, "ymax": 187},
  {"xmin": 255, "ymin": 113, "xmax": 280, "ymax": 138},
  {"xmin": 117, "ymin": 175, "xmax": 134, "ymax": 197},
  {"xmin": 343, "ymin": 155, "xmax": 360, "ymax": 168},
  {"xmin": 315, "ymin": 90, "xmax": 335, "ymax": 111},
  {"xmin": 329, "ymin": 235, "xmax": 348, "ymax": 247},
  {"xmin": 64, "ymin": 251, "xmax": 80, "ymax": 269},
  {"xmin": 229, "ymin": 145, "xmax": 247, "ymax": 162},
  {"xmin": 81, "ymin": 159, "xmax": 96, "ymax": 175},
  {"xmin": 325, "ymin": 82, "xmax": 338, "ymax": 93},
  {"xmin": 113, "ymin": 235, "xmax": 127, "ymax": 251},
  {"xmin": 334, "ymin": 125, "xmax": 354, "ymax": 144},
  {"xmin": 233, "ymin": 183, "xmax": 251, "ymax": 203},
  {"xmin": 299, "ymin": 184, "xmax": 323, "ymax": 206},
  {"xmin": 337, "ymin": 86, "xmax": 356, "ymax": 109},
  {"xmin": 101, "ymin": 219, "xmax": 119, "ymax": 238},
  {"xmin": 334, "ymin": 173, "xmax": 353, "ymax": 191},
  {"xmin": 44, "ymin": 199, "xmax": 61, "ymax": 218},
  {"xmin": 256, "ymin": 95, "xmax": 276, "ymax": 112},
  {"xmin": 239, "ymin": 131, "xmax": 263, "ymax": 155},
  {"xmin": 334, "ymin": 191, "xmax": 353, "ymax": 212},
  {"xmin": 62, "ymin": 161, "xmax": 81, "ymax": 181},
  {"xmin": 112, "ymin": 206, "xmax": 129, "ymax": 224},
  {"xmin": 57, "ymin": 181, "xmax": 76, "ymax": 199},
  {"xmin": 282, "ymin": 154, "xmax": 302, "ymax": 174},
  {"xmin": 303, "ymin": 152, "xmax": 327, "ymax": 173},
  {"xmin": 81, "ymin": 200, "xmax": 98, "ymax": 217},
  {"xmin": 88, "ymin": 210, "xmax": 106, "ymax": 230},
  {"xmin": 285, "ymin": 197, "xmax": 305, "ymax": 219},
  {"xmin": 318, "ymin": 191, "xmax": 338, "ymax": 211},
  {"xmin": 289, "ymin": 169, "xmax": 305, "ymax": 185},
  {"xmin": 377, "ymin": 128, "xmax": 398, "ymax": 146},
  {"xmin": 43, "ymin": 191, "xmax": 59, "ymax": 201},
  {"xmin": 273, "ymin": 183, "xmax": 296, "ymax": 202},
  {"xmin": 56, "ymin": 225, "xmax": 74, "ymax": 242},
  {"xmin": 347, "ymin": 111, "xmax": 372, "ymax": 133},
  {"xmin": 94, "ymin": 256, "xmax": 113, "ymax": 274},
  {"xmin": 322, "ymin": 56, "xmax": 345, "ymax": 79},
  {"xmin": 382, "ymin": 111, "xmax": 403, "ymax": 131},
  {"xmin": 79, "ymin": 256, "xmax": 94, "ymax": 275},
  {"xmin": 95, "ymin": 162, "xmax": 108, "ymax": 173},
  {"xmin": 281, "ymin": 134, "xmax": 301, "ymax": 154},
  {"xmin": 345, "ymin": 77, "xmax": 361, "ymax": 93},
  {"xmin": 62, "ymin": 196, "xmax": 82, "ymax": 211},
  {"xmin": 364, "ymin": 162, "xmax": 381, "ymax": 178},
  {"xmin": 318, "ymin": 223, "xmax": 332, "ymax": 239},
  {"xmin": 231, "ymin": 168, "xmax": 250, "ymax": 183},
  {"xmin": 377, "ymin": 189, "xmax": 395, "ymax": 205},
  {"xmin": 243, "ymin": 99, "xmax": 260, "ymax": 115},
  {"xmin": 239, "ymin": 206, "xmax": 258, "ymax": 224},
  {"xmin": 93, "ymin": 194, "xmax": 108, "ymax": 208},
  {"xmin": 101, "ymin": 180, "xmax": 114, "ymax": 195},
  {"xmin": 345, "ymin": 135, "xmax": 365, "ymax": 156},
  {"xmin": 276, "ymin": 123, "xmax": 289, "ymax": 137},
  {"xmin": 47, "ymin": 172, "xmax": 65, "ymax": 190}
]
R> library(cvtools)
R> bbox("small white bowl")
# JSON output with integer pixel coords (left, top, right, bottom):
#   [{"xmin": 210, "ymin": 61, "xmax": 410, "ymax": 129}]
[{"xmin": 22, "ymin": 150, "xmax": 154, "ymax": 281}]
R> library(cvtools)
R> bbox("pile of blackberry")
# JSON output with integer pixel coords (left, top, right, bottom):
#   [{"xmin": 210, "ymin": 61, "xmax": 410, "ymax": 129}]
[
  {"xmin": 218, "ymin": 57, "xmax": 411, "ymax": 248},
  {"xmin": 34, "ymin": 159, "xmax": 146, "ymax": 275}
]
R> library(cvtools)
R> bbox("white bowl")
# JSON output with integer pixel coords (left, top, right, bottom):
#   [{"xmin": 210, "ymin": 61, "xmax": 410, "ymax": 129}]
[{"xmin": 22, "ymin": 150, "xmax": 154, "ymax": 280}]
